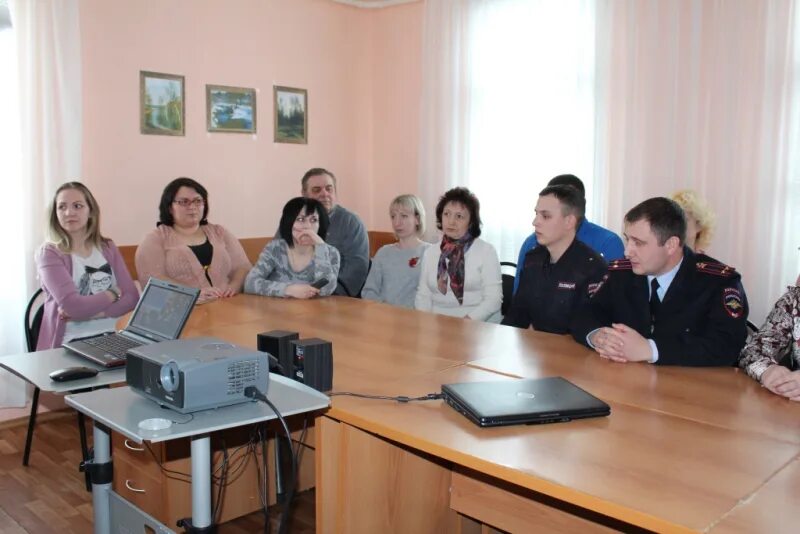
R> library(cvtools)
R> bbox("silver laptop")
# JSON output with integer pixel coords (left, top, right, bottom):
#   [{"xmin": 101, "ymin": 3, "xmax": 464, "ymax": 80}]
[
  {"xmin": 441, "ymin": 377, "xmax": 610, "ymax": 427},
  {"xmin": 63, "ymin": 278, "xmax": 200, "ymax": 368}
]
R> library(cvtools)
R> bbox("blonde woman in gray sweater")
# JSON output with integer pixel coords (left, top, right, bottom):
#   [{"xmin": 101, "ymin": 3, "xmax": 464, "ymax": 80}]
[{"xmin": 361, "ymin": 195, "xmax": 430, "ymax": 308}]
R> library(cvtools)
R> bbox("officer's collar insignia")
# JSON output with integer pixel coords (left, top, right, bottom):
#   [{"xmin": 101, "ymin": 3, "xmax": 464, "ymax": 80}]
[
  {"xmin": 697, "ymin": 261, "xmax": 737, "ymax": 277},
  {"xmin": 609, "ymin": 259, "xmax": 632, "ymax": 270}
]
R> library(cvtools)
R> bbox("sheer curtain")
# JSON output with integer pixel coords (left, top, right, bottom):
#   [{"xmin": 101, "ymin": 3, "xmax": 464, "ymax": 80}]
[
  {"xmin": 418, "ymin": 0, "xmax": 599, "ymax": 262},
  {"xmin": 0, "ymin": 0, "xmax": 82, "ymax": 410},
  {"xmin": 599, "ymin": 0, "xmax": 800, "ymax": 322},
  {"xmin": 419, "ymin": 0, "xmax": 799, "ymax": 323}
]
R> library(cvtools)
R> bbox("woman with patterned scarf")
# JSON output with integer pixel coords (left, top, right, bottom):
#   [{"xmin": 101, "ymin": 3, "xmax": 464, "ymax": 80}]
[{"xmin": 415, "ymin": 187, "xmax": 502, "ymax": 322}]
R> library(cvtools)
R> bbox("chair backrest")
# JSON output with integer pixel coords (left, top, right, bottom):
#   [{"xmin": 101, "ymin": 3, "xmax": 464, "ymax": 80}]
[
  {"xmin": 240, "ymin": 236, "xmax": 272, "ymax": 265},
  {"xmin": 368, "ymin": 231, "xmax": 396, "ymax": 258},
  {"xmin": 500, "ymin": 261, "xmax": 517, "ymax": 316},
  {"xmin": 24, "ymin": 288, "xmax": 45, "ymax": 352}
]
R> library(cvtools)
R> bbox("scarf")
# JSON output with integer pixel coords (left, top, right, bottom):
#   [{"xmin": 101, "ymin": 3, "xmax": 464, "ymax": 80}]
[{"xmin": 437, "ymin": 233, "xmax": 475, "ymax": 305}]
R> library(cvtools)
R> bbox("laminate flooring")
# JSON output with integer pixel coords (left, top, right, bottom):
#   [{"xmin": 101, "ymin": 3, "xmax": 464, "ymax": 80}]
[{"xmin": 0, "ymin": 413, "xmax": 315, "ymax": 533}]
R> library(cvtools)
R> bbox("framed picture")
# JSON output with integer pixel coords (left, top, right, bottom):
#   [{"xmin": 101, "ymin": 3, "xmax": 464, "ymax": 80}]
[
  {"xmin": 273, "ymin": 86, "xmax": 307, "ymax": 144},
  {"xmin": 140, "ymin": 71, "xmax": 185, "ymax": 136},
  {"xmin": 206, "ymin": 84, "xmax": 257, "ymax": 133}
]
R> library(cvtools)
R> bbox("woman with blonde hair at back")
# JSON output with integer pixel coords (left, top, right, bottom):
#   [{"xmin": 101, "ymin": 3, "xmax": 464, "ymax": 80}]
[
  {"xmin": 35, "ymin": 182, "xmax": 139, "ymax": 349},
  {"xmin": 671, "ymin": 189, "xmax": 716, "ymax": 253},
  {"xmin": 362, "ymin": 194, "xmax": 431, "ymax": 308}
]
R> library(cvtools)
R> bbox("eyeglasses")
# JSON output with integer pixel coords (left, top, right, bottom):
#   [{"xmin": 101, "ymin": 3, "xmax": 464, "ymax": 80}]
[
  {"xmin": 173, "ymin": 198, "xmax": 205, "ymax": 208},
  {"xmin": 295, "ymin": 215, "xmax": 319, "ymax": 225}
]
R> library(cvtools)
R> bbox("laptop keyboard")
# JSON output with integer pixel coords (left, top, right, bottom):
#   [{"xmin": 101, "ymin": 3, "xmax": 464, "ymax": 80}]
[{"xmin": 83, "ymin": 334, "xmax": 142, "ymax": 359}]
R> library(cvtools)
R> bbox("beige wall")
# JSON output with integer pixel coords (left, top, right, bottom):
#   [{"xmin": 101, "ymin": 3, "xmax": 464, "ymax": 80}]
[
  {"xmin": 80, "ymin": 0, "xmax": 423, "ymax": 244},
  {"xmin": 0, "ymin": 0, "xmax": 423, "ymax": 424}
]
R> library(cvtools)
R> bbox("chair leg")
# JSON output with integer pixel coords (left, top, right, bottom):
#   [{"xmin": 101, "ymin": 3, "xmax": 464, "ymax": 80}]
[
  {"xmin": 22, "ymin": 387, "xmax": 40, "ymax": 466},
  {"xmin": 77, "ymin": 411, "xmax": 92, "ymax": 492}
]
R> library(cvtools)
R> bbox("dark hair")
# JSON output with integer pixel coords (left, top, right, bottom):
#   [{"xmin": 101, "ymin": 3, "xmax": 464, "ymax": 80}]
[
  {"xmin": 435, "ymin": 187, "xmax": 482, "ymax": 238},
  {"xmin": 301, "ymin": 168, "xmax": 337, "ymax": 192},
  {"xmin": 547, "ymin": 174, "xmax": 585, "ymax": 196},
  {"xmin": 624, "ymin": 197, "xmax": 686, "ymax": 246},
  {"xmin": 278, "ymin": 197, "xmax": 330, "ymax": 247},
  {"xmin": 158, "ymin": 177, "xmax": 209, "ymax": 226},
  {"xmin": 539, "ymin": 184, "xmax": 585, "ymax": 225}
]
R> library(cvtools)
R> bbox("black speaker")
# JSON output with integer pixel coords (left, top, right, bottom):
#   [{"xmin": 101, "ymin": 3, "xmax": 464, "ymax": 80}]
[
  {"xmin": 288, "ymin": 338, "xmax": 333, "ymax": 392},
  {"xmin": 257, "ymin": 330, "xmax": 299, "ymax": 375}
]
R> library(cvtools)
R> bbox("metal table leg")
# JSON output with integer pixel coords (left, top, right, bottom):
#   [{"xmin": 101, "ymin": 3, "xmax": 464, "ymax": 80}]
[{"xmin": 91, "ymin": 422, "xmax": 112, "ymax": 534}]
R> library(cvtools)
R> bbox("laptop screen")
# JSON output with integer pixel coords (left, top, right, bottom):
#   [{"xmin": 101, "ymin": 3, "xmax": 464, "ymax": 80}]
[{"xmin": 127, "ymin": 281, "xmax": 197, "ymax": 341}]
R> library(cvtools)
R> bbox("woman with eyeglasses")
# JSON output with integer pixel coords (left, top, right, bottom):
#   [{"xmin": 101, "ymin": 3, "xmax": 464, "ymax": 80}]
[
  {"xmin": 244, "ymin": 197, "xmax": 339, "ymax": 298},
  {"xmin": 415, "ymin": 187, "xmax": 502, "ymax": 322},
  {"xmin": 135, "ymin": 177, "xmax": 251, "ymax": 301},
  {"xmin": 36, "ymin": 182, "xmax": 139, "ymax": 349}
]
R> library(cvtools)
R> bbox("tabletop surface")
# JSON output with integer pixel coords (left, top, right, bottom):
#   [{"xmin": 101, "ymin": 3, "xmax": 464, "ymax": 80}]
[
  {"xmin": 65, "ymin": 374, "xmax": 329, "ymax": 444},
  {"xmin": 13, "ymin": 293, "xmax": 798, "ymax": 532},
  {"xmin": 0, "ymin": 347, "xmax": 126, "ymax": 392}
]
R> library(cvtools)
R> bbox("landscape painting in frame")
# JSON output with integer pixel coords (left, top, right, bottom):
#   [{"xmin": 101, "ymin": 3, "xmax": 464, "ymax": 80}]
[
  {"xmin": 207, "ymin": 84, "xmax": 256, "ymax": 133},
  {"xmin": 274, "ymin": 86, "xmax": 307, "ymax": 144},
  {"xmin": 140, "ymin": 71, "xmax": 185, "ymax": 136}
]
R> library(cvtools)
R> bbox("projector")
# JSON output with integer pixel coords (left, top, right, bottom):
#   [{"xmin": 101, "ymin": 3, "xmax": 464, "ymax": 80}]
[{"xmin": 126, "ymin": 337, "xmax": 269, "ymax": 413}]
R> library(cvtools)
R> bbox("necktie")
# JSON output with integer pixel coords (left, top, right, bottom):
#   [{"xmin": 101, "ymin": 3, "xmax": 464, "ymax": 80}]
[{"xmin": 649, "ymin": 278, "xmax": 661, "ymax": 327}]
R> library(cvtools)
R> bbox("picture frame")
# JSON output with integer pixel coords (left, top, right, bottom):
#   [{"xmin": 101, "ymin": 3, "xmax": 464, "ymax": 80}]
[
  {"xmin": 273, "ymin": 86, "xmax": 307, "ymax": 144},
  {"xmin": 206, "ymin": 84, "xmax": 257, "ymax": 133},
  {"xmin": 140, "ymin": 71, "xmax": 185, "ymax": 136}
]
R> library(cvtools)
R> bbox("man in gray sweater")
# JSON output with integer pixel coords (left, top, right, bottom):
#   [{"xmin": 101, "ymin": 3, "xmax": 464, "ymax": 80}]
[{"xmin": 301, "ymin": 168, "xmax": 369, "ymax": 296}]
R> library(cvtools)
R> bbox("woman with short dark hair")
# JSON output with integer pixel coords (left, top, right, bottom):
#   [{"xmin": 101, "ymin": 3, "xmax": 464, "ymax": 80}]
[
  {"xmin": 415, "ymin": 187, "xmax": 502, "ymax": 321},
  {"xmin": 135, "ymin": 177, "xmax": 251, "ymax": 301},
  {"xmin": 244, "ymin": 197, "xmax": 340, "ymax": 299}
]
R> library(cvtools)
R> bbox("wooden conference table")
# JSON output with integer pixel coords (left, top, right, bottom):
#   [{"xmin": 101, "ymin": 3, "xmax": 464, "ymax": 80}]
[{"xmin": 177, "ymin": 294, "xmax": 798, "ymax": 533}]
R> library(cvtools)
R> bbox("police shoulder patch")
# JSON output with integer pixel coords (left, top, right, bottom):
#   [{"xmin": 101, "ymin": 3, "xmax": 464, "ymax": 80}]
[
  {"xmin": 608, "ymin": 259, "xmax": 632, "ymax": 271},
  {"xmin": 722, "ymin": 287, "xmax": 744, "ymax": 318},
  {"xmin": 696, "ymin": 261, "xmax": 737, "ymax": 277}
]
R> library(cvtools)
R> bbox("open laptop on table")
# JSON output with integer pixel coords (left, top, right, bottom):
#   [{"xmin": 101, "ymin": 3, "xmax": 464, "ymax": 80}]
[
  {"xmin": 442, "ymin": 376, "xmax": 610, "ymax": 428},
  {"xmin": 63, "ymin": 278, "xmax": 200, "ymax": 368}
]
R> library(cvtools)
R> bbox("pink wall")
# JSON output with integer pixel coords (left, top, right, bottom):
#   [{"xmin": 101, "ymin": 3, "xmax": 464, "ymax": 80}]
[
  {"xmin": 0, "ymin": 0, "xmax": 424, "ymax": 425},
  {"xmin": 80, "ymin": 0, "xmax": 423, "ymax": 244}
]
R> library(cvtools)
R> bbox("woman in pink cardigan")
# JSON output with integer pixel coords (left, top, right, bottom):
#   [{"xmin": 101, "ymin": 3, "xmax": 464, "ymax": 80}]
[
  {"xmin": 135, "ymin": 177, "xmax": 251, "ymax": 301},
  {"xmin": 36, "ymin": 182, "xmax": 139, "ymax": 350}
]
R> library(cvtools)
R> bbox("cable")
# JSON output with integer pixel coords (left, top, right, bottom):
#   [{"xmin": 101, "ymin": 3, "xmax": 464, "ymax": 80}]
[
  {"xmin": 261, "ymin": 424, "xmax": 271, "ymax": 534},
  {"xmin": 328, "ymin": 391, "xmax": 444, "ymax": 403},
  {"xmin": 212, "ymin": 437, "xmax": 228, "ymax": 522},
  {"xmin": 244, "ymin": 386, "xmax": 297, "ymax": 534}
]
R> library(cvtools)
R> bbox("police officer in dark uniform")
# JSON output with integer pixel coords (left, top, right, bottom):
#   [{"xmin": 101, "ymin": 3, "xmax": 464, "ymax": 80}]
[
  {"xmin": 503, "ymin": 185, "xmax": 607, "ymax": 334},
  {"xmin": 571, "ymin": 197, "xmax": 748, "ymax": 366}
]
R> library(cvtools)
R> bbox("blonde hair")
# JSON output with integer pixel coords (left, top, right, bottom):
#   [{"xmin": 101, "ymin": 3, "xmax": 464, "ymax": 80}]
[
  {"xmin": 671, "ymin": 189, "xmax": 715, "ymax": 251},
  {"xmin": 47, "ymin": 182, "xmax": 107, "ymax": 253},
  {"xmin": 390, "ymin": 194, "xmax": 426, "ymax": 237}
]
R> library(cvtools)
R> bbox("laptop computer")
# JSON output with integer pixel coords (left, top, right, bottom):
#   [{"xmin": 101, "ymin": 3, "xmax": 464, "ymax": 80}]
[
  {"xmin": 63, "ymin": 278, "xmax": 200, "ymax": 368},
  {"xmin": 441, "ymin": 377, "xmax": 610, "ymax": 427}
]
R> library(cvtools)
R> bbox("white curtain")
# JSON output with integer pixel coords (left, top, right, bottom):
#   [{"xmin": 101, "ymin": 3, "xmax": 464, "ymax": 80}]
[
  {"xmin": 419, "ymin": 0, "xmax": 799, "ymax": 324},
  {"xmin": 599, "ymin": 0, "xmax": 800, "ymax": 323},
  {"xmin": 0, "ymin": 0, "xmax": 82, "ymax": 409},
  {"xmin": 418, "ymin": 0, "xmax": 599, "ymax": 262}
]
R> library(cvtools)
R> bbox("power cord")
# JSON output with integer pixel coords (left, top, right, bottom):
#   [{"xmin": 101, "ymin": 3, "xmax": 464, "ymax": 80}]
[
  {"xmin": 244, "ymin": 386, "xmax": 297, "ymax": 534},
  {"xmin": 328, "ymin": 391, "xmax": 444, "ymax": 403}
]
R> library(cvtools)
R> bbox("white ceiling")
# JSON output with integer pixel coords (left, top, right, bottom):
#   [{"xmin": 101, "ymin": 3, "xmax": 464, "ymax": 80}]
[{"xmin": 332, "ymin": 0, "xmax": 420, "ymax": 8}]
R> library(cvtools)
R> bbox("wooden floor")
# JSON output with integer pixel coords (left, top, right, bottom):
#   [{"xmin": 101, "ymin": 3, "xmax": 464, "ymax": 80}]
[{"xmin": 0, "ymin": 413, "xmax": 315, "ymax": 533}]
